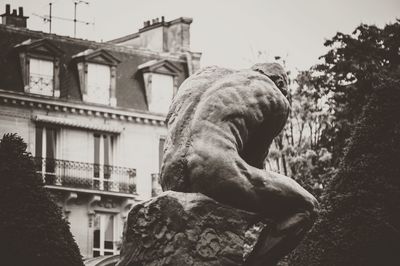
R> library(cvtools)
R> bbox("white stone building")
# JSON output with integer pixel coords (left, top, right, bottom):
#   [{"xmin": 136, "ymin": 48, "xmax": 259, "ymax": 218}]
[{"xmin": 0, "ymin": 4, "xmax": 201, "ymax": 259}]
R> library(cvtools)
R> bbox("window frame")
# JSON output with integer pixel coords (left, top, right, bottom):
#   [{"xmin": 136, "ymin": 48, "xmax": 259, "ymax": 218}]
[
  {"xmin": 92, "ymin": 212, "xmax": 118, "ymax": 257},
  {"xmin": 73, "ymin": 49, "xmax": 120, "ymax": 106},
  {"xmin": 93, "ymin": 133, "xmax": 116, "ymax": 191},
  {"xmin": 16, "ymin": 39, "xmax": 63, "ymax": 97},
  {"xmin": 35, "ymin": 124, "xmax": 59, "ymax": 184},
  {"xmin": 28, "ymin": 56, "xmax": 55, "ymax": 96},
  {"xmin": 86, "ymin": 63, "xmax": 112, "ymax": 105},
  {"xmin": 147, "ymin": 73, "xmax": 175, "ymax": 114},
  {"xmin": 138, "ymin": 59, "xmax": 181, "ymax": 115}
]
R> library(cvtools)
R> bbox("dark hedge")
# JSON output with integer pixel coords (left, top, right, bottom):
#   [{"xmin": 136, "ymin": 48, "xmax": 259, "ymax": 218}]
[
  {"xmin": 287, "ymin": 80, "xmax": 400, "ymax": 266},
  {"xmin": 0, "ymin": 133, "xmax": 84, "ymax": 266}
]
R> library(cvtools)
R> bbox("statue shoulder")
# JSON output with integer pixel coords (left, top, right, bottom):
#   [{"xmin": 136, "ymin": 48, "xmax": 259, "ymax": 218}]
[{"xmin": 166, "ymin": 66, "xmax": 236, "ymax": 124}]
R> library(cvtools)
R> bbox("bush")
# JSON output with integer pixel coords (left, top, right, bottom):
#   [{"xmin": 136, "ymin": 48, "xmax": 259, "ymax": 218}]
[
  {"xmin": 287, "ymin": 79, "xmax": 400, "ymax": 265},
  {"xmin": 0, "ymin": 134, "xmax": 84, "ymax": 266}
]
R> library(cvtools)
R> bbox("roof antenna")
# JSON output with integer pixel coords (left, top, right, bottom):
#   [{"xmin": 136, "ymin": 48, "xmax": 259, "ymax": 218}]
[
  {"xmin": 49, "ymin": 2, "xmax": 52, "ymax": 33},
  {"xmin": 74, "ymin": 0, "xmax": 89, "ymax": 37},
  {"xmin": 33, "ymin": 1, "xmax": 93, "ymax": 36}
]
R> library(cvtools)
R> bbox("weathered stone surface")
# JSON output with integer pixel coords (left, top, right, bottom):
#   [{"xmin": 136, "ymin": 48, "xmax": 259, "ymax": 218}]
[
  {"xmin": 160, "ymin": 64, "xmax": 317, "ymax": 219},
  {"xmin": 116, "ymin": 191, "xmax": 267, "ymax": 266},
  {"xmin": 155, "ymin": 64, "xmax": 318, "ymax": 264},
  {"xmin": 118, "ymin": 64, "xmax": 319, "ymax": 266}
]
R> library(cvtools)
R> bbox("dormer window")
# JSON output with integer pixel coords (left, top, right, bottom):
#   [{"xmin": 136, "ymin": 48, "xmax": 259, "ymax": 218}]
[
  {"xmin": 15, "ymin": 39, "xmax": 63, "ymax": 97},
  {"xmin": 138, "ymin": 59, "xmax": 181, "ymax": 115},
  {"xmin": 73, "ymin": 49, "xmax": 120, "ymax": 106}
]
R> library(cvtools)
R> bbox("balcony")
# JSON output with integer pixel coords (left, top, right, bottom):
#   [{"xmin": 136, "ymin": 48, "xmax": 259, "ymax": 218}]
[{"xmin": 35, "ymin": 157, "xmax": 136, "ymax": 194}]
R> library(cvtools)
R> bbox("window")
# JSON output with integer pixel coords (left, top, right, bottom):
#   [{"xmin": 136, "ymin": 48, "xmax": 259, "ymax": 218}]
[
  {"xmin": 35, "ymin": 125, "xmax": 57, "ymax": 183},
  {"xmin": 29, "ymin": 58, "xmax": 54, "ymax": 96},
  {"xmin": 86, "ymin": 63, "xmax": 111, "ymax": 105},
  {"xmin": 138, "ymin": 59, "xmax": 181, "ymax": 115},
  {"xmin": 93, "ymin": 213, "xmax": 117, "ymax": 257},
  {"xmin": 73, "ymin": 49, "xmax": 119, "ymax": 106},
  {"xmin": 15, "ymin": 39, "xmax": 62, "ymax": 97},
  {"xmin": 149, "ymin": 73, "xmax": 174, "ymax": 114},
  {"xmin": 93, "ymin": 134, "xmax": 114, "ymax": 191}
]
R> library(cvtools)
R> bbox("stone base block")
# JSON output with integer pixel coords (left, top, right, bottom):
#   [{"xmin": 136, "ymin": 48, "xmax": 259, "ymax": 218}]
[{"xmin": 117, "ymin": 191, "xmax": 267, "ymax": 266}]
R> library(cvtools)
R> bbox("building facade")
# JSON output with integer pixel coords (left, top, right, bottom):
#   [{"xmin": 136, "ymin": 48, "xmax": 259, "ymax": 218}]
[{"xmin": 0, "ymin": 4, "xmax": 201, "ymax": 259}]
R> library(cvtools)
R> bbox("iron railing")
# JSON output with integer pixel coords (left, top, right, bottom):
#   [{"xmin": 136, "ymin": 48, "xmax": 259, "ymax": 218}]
[
  {"xmin": 35, "ymin": 157, "xmax": 136, "ymax": 194},
  {"xmin": 29, "ymin": 74, "xmax": 54, "ymax": 96}
]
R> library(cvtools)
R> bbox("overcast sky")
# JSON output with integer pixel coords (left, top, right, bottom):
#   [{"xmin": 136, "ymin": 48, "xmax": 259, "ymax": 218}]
[{"xmin": 1, "ymin": 0, "xmax": 399, "ymax": 72}]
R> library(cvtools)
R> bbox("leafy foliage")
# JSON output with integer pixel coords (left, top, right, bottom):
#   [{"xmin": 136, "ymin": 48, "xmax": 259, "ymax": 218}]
[
  {"xmin": 315, "ymin": 19, "xmax": 400, "ymax": 162},
  {"xmin": 266, "ymin": 69, "xmax": 334, "ymax": 199},
  {"xmin": 0, "ymin": 133, "xmax": 84, "ymax": 266},
  {"xmin": 268, "ymin": 19, "xmax": 400, "ymax": 200},
  {"xmin": 287, "ymin": 76, "xmax": 400, "ymax": 266}
]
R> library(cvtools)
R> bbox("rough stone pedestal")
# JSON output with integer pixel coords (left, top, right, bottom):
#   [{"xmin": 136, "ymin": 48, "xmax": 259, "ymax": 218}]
[{"xmin": 117, "ymin": 191, "xmax": 267, "ymax": 266}]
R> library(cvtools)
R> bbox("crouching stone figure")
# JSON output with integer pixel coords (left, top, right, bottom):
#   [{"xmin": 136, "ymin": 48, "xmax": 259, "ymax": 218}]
[{"xmin": 160, "ymin": 63, "xmax": 319, "ymax": 265}]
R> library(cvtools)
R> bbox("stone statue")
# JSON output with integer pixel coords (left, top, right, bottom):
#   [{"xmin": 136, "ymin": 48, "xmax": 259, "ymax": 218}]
[{"xmin": 160, "ymin": 63, "xmax": 319, "ymax": 265}]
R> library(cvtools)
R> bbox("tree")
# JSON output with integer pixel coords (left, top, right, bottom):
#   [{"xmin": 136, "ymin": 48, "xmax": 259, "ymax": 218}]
[
  {"xmin": 287, "ymin": 77, "xmax": 400, "ymax": 265},
  {"xmin": 269, "ymin": 20, "xmax": 400, "ymax": 199},
  {"xmin": 0, "ymin": 133, "xmax": 84, "ymax": 266},
  {"xmin": 315, "ymin": 19, "xmax": 400, "ymax": 163},
  {"xmin": 266, "ymin": 69, "xmax": 334, "ymax": 199}
]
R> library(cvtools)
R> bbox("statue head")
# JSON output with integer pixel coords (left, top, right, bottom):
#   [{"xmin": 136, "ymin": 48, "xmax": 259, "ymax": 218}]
[{"xmin": 251, "ymin": 63, "xmax": 288, "ymax": 96}]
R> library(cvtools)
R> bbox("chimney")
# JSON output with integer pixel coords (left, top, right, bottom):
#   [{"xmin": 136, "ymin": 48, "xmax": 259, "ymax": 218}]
[
  {"xmin": 137, "ymin": 17, "xmax": 193, "ymax": 52},
  {"xmin": 165, "ymin": 17, "xmax": 193, "ymax": 52},
  {"xmin": 1, "ymin": 4, "xmax": 28, "ymax": 28}
]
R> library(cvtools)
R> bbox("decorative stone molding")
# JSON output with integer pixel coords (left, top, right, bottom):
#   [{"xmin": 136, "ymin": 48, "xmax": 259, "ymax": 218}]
[
  {"xmin": 110, "ymin": 66, "xmax": 117, "ymax": 107},
  {"xmin": 121, "ymin": 198, "xmax": 136, "ymax": 219},
  {"xmin": 88, "ymin": 195, "xmax": 101, "ymax": 228},
  {"xmin": 44, "ymin": 184, "xmax": 138, "ymax": 199},
  {"xmin": 96, "ymin": 198, "xmax": 118, "ymax": 209},
  {"xmin": 0, "ymin": 90, "xmax": 166, "ymax": 127},
  {"xmin": 77, "ymin": 61, "xmax": 88, "ymax": 100},
  {"xmin": 138, "ymin": 59, "xmax": 181, "ymax": 76},
  {"xmin": 63, "ymin": 192, "xmax": 78, "ymax": 219},
  {"xmin": 91, "ymin": 198, "xmax": 121, "ymax": 216},
  {"xmin": 143, "ymin": 73, "xmax": 152, "ymax": 108}
]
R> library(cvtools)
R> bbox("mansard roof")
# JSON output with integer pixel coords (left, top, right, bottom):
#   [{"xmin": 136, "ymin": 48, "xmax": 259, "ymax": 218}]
[{"xmin": 0, "ymin": 24, "xmax": 190, "ymax": 112}]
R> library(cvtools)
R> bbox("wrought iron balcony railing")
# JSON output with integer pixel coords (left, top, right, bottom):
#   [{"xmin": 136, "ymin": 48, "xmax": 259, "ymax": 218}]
[
  {"xmin": 29, "ymin": 74, "xmax": 54, "ymax": 96},
  {"xmin": 35, "ymin": 157, "xmax": 136, "ymax": 194}
]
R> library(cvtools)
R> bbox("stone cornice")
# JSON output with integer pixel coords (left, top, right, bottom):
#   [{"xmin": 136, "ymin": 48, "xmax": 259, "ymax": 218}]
[
  {"xmin": 45, "ymin": 185, "xmax": 138, "ymax": 199},
  {"xmin": 0, "ymin": 89, "xmax": 167, "ymax": 127}
]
